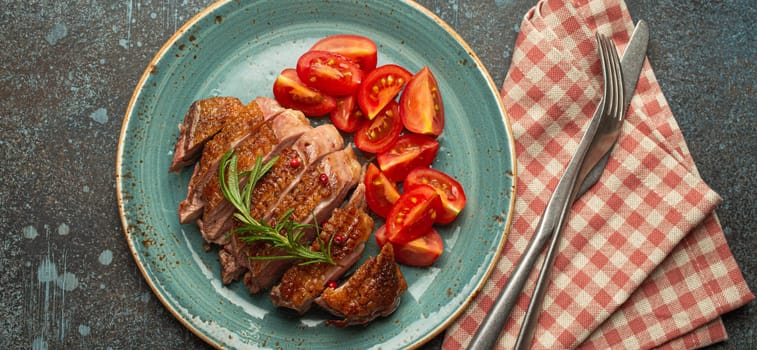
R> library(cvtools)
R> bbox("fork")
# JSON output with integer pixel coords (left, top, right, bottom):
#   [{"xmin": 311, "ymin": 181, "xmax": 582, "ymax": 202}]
[
  {"xmin": 512, "ymin": 33, "xmax": 626, "ymax": 350},
  {"xmin": 467, "ymin": 33, "xmax": 625, "ymax": 350}
]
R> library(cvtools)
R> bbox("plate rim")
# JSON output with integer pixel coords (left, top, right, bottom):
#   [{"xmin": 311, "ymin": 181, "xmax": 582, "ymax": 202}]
[{"xmin": 115, "ymin": 0, "xmax": 518, "ymax": 348}]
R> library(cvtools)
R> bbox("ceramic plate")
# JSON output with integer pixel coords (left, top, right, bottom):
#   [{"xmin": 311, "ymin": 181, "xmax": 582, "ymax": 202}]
[{"xmin": 117, "ymin": 0, "xmax": 516, "ymax": 348}]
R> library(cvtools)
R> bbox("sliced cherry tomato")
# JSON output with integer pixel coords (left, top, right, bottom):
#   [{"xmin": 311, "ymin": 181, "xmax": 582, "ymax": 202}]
[
  {"xmin": 386, "ymin": 185, "xmax": 442, "ymax": 244},
  {"xmin": 400, "ymin": 67, "xmax": 445, "ymax": 136},
  {"xmin": 310, "ymin": 34, "xmax": 378, "ymax": 72},
  {"xmin": 272, "ymin": 68, "xmax": 337, "ymax": 116},
  {"xmin": 329, "ymin": 95, "xmax": 365, "ymax": 132},
  {"xmin": 375, "ymin": 225, "xmax": 443, "ymax": 267},
  {"xmin": 353, "ymin": 101, "xmax": 403, "ymax": 154},
  {"xmin": 364, "ymin": 163, "xmax": 401, "ymax": 218},
  {"xmin": 405, "ymin": 167, "xmax": 467, "ymax": 224},
  {"xmin": 377, "ymin": 134, "xmax": 439, "ymax": 182},
  {"xmin": 358, "ymin": 64, "xmax": 412, "ymax": 120},
  {"xmin": 296, "ymin": 51, "xmax": 363, "ymax": 96}
]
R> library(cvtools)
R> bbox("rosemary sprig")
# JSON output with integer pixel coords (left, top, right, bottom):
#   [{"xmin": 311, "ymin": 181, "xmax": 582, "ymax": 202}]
[{"xmin": 218, "ymin": 150, "xmax": 335, "ymax": 266}]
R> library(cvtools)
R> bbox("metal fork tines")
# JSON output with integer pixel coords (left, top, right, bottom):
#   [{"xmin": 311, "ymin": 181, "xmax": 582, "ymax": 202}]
[
  {"xmin": 512, "ymin": 33, "xmax": 626, "ymax": 350},
  {"xmin": 467, "ymin": 33, "xmax": 625, "ymax": 350}
]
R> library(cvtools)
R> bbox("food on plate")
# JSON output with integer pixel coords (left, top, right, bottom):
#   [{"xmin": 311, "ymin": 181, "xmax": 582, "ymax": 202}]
[
  {"xmin": 170, "ymin": 33, "xmax": 469, "ymax": 325},
  {"xmin": 353, "ymin": 100, "xmax": 403, "ymax": 154},
  {"xmin": 363, "ymin": 163, "xmax": 400, "ymax": 218},
  {"xmin": 405, "ymin": 167, "xmax": 467, "ymax": 224},
  {"xmin": 218, "ymin": 124, "xmax": 344, "ymax": 283},
  {"xmin": 242, "ymin": 147, "xmax": 361, "ymax": 294},
  {"xmin": 315, "ymin": 243, "xmax": 408, "ymax": 327},
  {"xmin": 385, "ymin": 184, "xmax": 442, "ymax": 244},
  {"xmin": 198, "ymin": 109, "xmax": 312, "ymax": 244},
  {"xmin": 329, "ymin": 94, "xmax": 365, "ymax": 132},
  {"xmin": 172, "ymin": 95, "xmax": 406, "ymax": 325},
  {"xmin": 400, "ymin": 66, "xmax": 444, "ymax": 136},
  {"xmin": 273, "ymin": 68, "xmax": 338, "ymax": 116},
  {"xmin": 296, "ymin": 50, "xmax": 364, "ymax": 96},
  {"xmin": 176, "ymin": 97, "xmax": 279, "ymax": 224},
  {"xmin": 357, "ymin": 64, "xmax": 413, "ymax": 120},
  {"xmin": 374, "ymin": 225, "xmax": 443, "ymax": 267},
  {"xmin": 376, "ymin": 133, "xmax": 439, "ymax": 182},
  {"xmin": 310, "ymin": 34, "xmax": 378, "ymax": 72},
  {"xmin": 169, "ymin": 96, "xmax": 246, "ymax": 172},
  {"xmin": 270, "ymin": 184, "xmax": 374, "ymax": 314}
]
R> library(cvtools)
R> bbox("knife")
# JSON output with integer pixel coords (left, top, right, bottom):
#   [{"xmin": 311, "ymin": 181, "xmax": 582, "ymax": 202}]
[
  {"xmin": 467, "ymin": 20, "xmax": 649, "ymax": 350},
  {"xmin": 511, "ymin": 20, "xmax": 650, "ymax": 350}
]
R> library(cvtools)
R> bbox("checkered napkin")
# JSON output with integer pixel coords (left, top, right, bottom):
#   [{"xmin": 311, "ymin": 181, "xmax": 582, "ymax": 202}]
[{"xmin": 442, "ymin": 0, "xmax": 754, "ymax": 349}]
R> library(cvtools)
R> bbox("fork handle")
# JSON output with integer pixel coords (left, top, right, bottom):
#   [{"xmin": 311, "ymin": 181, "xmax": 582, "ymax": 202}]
[{"xmin": 467, "ymin": 212, "xmax": 560, "ymax": 350}]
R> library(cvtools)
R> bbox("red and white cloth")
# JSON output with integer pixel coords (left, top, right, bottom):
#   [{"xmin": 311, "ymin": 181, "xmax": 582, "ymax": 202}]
[{"xmin": 442, "ymin": 0, "xmax": 754, "ymax": 348}]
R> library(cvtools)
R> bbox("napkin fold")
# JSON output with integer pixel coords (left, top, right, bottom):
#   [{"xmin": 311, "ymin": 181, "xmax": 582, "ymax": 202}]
[{"xmin": 442, "ymin": 0, "xmax": 753, "ymax": 349}]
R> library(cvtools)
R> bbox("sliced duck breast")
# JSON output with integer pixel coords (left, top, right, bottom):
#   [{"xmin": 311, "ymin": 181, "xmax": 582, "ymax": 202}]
[
  {"xmin": 315, "ymin": 243, "xmax": 407, "ymax": 327},
  {"xmin": 270, "ymin": 184, "xmax": 373, "ymax": 314}
]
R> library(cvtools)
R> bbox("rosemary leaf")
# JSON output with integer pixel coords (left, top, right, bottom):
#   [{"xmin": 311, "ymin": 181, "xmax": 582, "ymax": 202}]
[{"xmin": 218, "ymin": 150, "xmax": 335, "ymax": 266}]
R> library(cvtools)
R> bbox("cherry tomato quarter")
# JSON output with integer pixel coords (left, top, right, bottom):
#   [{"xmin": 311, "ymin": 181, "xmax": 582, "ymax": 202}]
[
  {"xmin": 296, "ymin": 51, "xmax": 363, "ymax": 96},
  {"xmin": 272, "ymin": 68, "xmax": 337, "ymax": 116},
  {"xmin": 310, "ymin": 34, "xmax": 378, "ymax": 72},
  {"xmin": 405, "ymin": 167, "xmax": 467, "ymax": 224},
  {"xmin": 386, "ymin": 184, "xmax": 442, "ymax": 244},
  {"xmin": 377, "ymin": 133, "xmax": 439, "ymax": 182},
  {"xmin": 329, "ymin": 95, "xmax": 365, "ymax": 132},
  {"xmin": 353, "ymin": 101, "xmax": 403, "ymax": 154},
  {"xmin": 375, "ymin": 225, "xmax": 444, "ymax": 267},
  {"xmin": 400, "ymin": 67, "xmax": 445, "ymax": 136},
  {"xmin": 358, "ymin": 64, "xmax": 412, "ymax": 120},
  {"xmin": 364, "ymin": 163, "xmax": 401, "ymax": 218}
]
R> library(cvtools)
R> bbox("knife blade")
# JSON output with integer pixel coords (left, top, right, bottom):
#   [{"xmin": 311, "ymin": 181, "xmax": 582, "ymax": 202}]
[
  {"xmin": 467, "ymin": 21, "xmax": 649, "ymax": 350},
  {"xmin": 512, "ymin": 20, "xmax": 650, "ymax": 350}
]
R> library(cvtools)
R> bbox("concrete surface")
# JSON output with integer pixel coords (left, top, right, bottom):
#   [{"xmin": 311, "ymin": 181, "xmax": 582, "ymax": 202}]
[{"xmin": 1, "ymin": 0, "xmax": 753, "ymax": 349}]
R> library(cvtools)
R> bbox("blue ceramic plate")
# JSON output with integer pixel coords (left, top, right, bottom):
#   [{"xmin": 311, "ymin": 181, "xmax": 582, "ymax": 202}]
[{"xmin": 117, "ymin": 0, "xmax": 516, "ymax": 348}]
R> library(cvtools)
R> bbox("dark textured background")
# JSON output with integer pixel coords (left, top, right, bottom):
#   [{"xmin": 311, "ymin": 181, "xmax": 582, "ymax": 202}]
[{"xmin": 1, "ymin": 0, "xmax": 754, "ymax": 349}]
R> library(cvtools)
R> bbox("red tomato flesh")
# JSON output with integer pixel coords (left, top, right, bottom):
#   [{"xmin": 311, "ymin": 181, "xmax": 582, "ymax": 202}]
[
  {"xmin": 377, "ymin": 133, "xmax": 439, "ymax": 182},
  {"xmin": 329, "ymin": 95, "xmax": 365, "ymax": 132},
  {"xmin": 400, "ymin": 66, "xmax": 445, "ymax": 136},
  {"xmin": 405, "ymin": 167, "xmax": 467, "ymax": 224},
  {"xmin": 354, "ymin": 101, "xmax": 403, "ymax": 154},
  {"xmin": 364, "ymin": 163, "xmax": 400, "ymax": 218},
  {"xmin": 375, "ymin": 225, "xmax": 443, "ymax": 267},
  {"xmin": 358, "ymin": 64, "xmax": 412, "ymax": 120},
  {"xmin": 272, "ymin": 68, "xmax": 337, "ymax": 116},
  {"xmin": 310, "ymin": 34, "xmax": 378, "ymax": 72},
  {"xmin": 296, "ymin": 51, "xmax": 363, "ymax": 96},
  {"xmin": 386, "ymin": 185, "xmax": 442, "ymax": 244}
]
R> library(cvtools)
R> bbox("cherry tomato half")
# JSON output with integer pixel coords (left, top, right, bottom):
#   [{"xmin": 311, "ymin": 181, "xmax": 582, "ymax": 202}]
[
  {"xmin": 400, "ymin": 67, "xmax": 445, "ymax": 136},
  {"xmin": 354, "ymin": 101, "xmax": 403, "ymax": 154},
  {"xmin": 386, "ymin": 184, "xmax": 442, "ymax": 244},
  {"xmin": 296, "ymin": 51, "xmax": 363, "ymax": 96},
  {"xmin": 377, "ymin": 133, "xmax": 439, "ymax": 182},
  {"xmin": 405, "ymin": 167, "xmax": 467, "ymax": 224},
  {"xmin": 364, "ymin": 163, "xmax": 401, "ymax": 218},
  {"xmin": 375, "ymin": 225, "xmax": 443, "ymax": 267},
  {"xmin": 329, "ymin": 95, "xmax": 365, "ymax": 132},
  {"xmin": 272, "ymin": 68, "xmax": 337, "ymax": 116},
  {"xmin": 310, "ymin": 34, "xmax": 378, "ymax": 72},
  {"xmin": 358, "ymin": 64, "xmax": 412, "ymax": 120}
]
